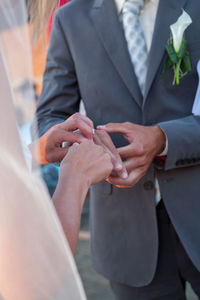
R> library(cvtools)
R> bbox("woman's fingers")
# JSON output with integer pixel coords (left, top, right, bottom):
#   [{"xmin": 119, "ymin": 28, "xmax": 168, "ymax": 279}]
[{"xmin": 94, "ymin": 130, "xmax": 128, "ymax": 179}]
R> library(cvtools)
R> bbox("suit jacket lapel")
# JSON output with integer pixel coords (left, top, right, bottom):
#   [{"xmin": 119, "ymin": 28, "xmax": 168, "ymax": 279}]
[
  {"xmin": 90, "ymin": 0, "xmax": 143, "ymax": 108},
  {"xmin": 143, "ymin": 0, "xmax": 187, "ymax": 102}
]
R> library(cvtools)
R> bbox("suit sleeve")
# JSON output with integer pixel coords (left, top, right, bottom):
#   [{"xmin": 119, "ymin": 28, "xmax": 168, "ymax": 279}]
[
  {"xmin": 33, "ymin": 12, "xmax": 80, "ymax": 138},
  {"xmin": 156, "ymin": 115, "xmax": 200, "ymax": 170}
]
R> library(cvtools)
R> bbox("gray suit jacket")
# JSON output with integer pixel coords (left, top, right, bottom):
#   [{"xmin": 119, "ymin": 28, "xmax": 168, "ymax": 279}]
[{"xmin": 35, "ymin": 0, "xmax": 200, "ymax": 287}]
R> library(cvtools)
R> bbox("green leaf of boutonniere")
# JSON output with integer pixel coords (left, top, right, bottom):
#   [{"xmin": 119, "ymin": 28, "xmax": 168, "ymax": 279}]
[
  {"xmin": 183, "ymin": 52, "xmax": 192, "ymax": 72},
  {"xmin": 162, "ymin": 10, "xmax": 192, "ymax": 85},
  {"xmin": 166, "ymin": 41, "xmax": 178, "ymax": 64},
  {"xmin": 162, "ymin": 56, "xmax": 173, "ymax": 75}
]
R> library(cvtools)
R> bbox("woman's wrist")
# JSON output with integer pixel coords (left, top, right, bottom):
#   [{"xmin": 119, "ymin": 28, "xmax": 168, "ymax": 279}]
[
  {"xmin": 56, "ymin": 162, "xmax": 90, "ymax": 208},
  {"xmin": 60, "ymin": 161, "xmax": 90, "ymax": 189}
]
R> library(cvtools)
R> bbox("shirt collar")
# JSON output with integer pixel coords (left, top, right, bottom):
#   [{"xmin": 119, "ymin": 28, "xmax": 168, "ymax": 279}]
[{"xmin": 114, "ymin": 0, "xmax": 159, "ymax": 15}]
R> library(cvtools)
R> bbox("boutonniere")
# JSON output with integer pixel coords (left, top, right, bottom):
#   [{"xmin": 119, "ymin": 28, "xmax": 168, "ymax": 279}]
[{"xmin": 162, "ymin": 10, "xmax": 192, "ymax": 85}]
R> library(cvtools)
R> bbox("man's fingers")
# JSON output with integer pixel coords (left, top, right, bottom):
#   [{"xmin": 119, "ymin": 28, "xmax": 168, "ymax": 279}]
[
  {"xmin": 97, "ymin": 123, "xmax": 129, "ymax": 134},
  {"xmin": 123, "ymin": 157, "xmax": 146, "ymax": 173},
  {"xmin": 68, "ymin": 119, "xmax": 94, "ymax": 139},
  {"xmin": 107, "ymin": 167, "xmax": 145, "ymax": 188},
  {"xmin": 118, "ymin": 143, "xmax": 144, "ymax": 158},
  {"xmin": 42, "ymin": 130, "xmax": 87, "ymax": 164},
  {"xmin": 46, "ymin": 147, "xmax": 68, "ymax": 163},
  {"xmin": 117, "ymin": 144, "xmax": 134, "ymax": 158},
  {"xmin": 61, "ymin": 131, "xmax": 87, "ymax": 144},
  {"xmin": 67, "ymin": 113, "xmax": 94, "ymax": 129},
  {"xmin": 59, "ymin": 118, "xmax": 94, "ymax": 139}
]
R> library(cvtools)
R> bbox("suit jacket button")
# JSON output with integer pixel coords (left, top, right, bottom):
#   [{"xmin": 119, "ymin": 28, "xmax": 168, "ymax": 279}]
[
  {"xmin": 186, "ymin": 159, "xmax": 192, "ymax": 164},
  {"xmin": 144, "ymin": 181, "xmax": 154, "ymax": 190}
]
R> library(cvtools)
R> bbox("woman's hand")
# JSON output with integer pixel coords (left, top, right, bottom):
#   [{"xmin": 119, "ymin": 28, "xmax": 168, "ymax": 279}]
[
  {"xmin": 53, "ymin": 140, "xmax": 112, "ymax": 254},
  {"xmin": 60, "ymin": 140, "xmax": 113, "ymax": 187}
]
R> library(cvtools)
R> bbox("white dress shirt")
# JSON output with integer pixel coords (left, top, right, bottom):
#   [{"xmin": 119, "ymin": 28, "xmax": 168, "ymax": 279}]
[
  {"xmin": 192, "ymin": 60, "xmax": 200, "ymax": 116},
  {"xmin": 114, "ymin": 0, "xmax": 168, "ymax": 203}
]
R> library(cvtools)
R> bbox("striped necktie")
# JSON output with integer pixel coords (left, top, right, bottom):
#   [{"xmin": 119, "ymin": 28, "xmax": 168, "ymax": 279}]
[{"xmin": 122, "ymin": 0, "xmax": 148, "ymax": 95}]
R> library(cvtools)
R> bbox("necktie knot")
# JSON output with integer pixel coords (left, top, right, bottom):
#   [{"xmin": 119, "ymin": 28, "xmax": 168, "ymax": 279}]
[{"xmin": 122, "ymin": 0, "xmax": 144, "ymax": 15}]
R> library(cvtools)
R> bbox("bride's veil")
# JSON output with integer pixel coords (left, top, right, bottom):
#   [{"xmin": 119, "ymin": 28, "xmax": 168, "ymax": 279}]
[{"xmin": 0, "ymin": 1, "xmax": 86, "ymax": 299}]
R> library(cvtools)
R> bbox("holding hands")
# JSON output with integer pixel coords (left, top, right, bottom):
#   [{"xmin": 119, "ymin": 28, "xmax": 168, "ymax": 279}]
[
  {"xmin": 36, "ymin": 114, "xmax": 166, "ymax": 187},
  {"xmin": 34, "ymin": 113, "xmax": 126, "ymax": 183}
]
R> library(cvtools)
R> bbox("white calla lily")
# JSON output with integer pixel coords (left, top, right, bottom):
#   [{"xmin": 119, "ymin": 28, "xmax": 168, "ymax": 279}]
[{"xmin": 170, "ymin": 10, "xmax": 192, "ymax": 53}]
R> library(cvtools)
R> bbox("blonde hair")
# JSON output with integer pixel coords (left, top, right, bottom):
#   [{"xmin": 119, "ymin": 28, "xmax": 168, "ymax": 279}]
[{"xmin": 28, "ymin": 0, "xmax": 60, "ymax": 42}]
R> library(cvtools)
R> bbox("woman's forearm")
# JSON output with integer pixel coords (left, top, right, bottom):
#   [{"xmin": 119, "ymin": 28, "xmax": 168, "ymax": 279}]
[{"xmin": 52, "ymin": 170, "xmax": 89, "ymax": 255}]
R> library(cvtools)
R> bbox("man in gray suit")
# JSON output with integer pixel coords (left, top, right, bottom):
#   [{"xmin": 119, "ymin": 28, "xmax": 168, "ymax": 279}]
[{"xmin": 35, "ymin": 0, "xmax": 200, "ymax": 298}]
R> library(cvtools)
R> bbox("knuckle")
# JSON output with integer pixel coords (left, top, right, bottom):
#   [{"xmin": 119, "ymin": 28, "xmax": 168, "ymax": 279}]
[
  {"xmin": 97, "ymin": 130, "xmax": 107, "ymax": 138},
  {"xmin": 73, "ymin": 117, "xmax": 80, "ymax": 124},
  {"xmin": 50, "ymin": 124, "xmax": 59, "ymax": 133},
  {"xmin": 52, "ymin": 124, "xmax": 60, "ymax": 130},
  {"xmin": 73, "ymin": 112, "xmax": 81, "ymax": 119},
  {"xmin": 99, "ymin": 129, "xmax": 107, "ymax": 135},
  {"xmin": 124, "ymin": 121, "xmax": 132, "ymax": 128}
]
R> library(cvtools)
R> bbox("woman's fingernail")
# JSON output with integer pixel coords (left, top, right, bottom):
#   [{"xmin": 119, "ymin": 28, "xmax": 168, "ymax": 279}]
[
  {"xmin": 97, "ymin": 125, "xmax": 106, "ymax": 129},
  {"xmin": 92, "ymin": 128, "xmax": 95, "ymax": 134},
  {"xmin": 115, "ymin": 163, "xmax": 123, "ymax": 170},
  {"xmin": 121, "ymin": 171, "xmax": 128, "ymax": 179}
]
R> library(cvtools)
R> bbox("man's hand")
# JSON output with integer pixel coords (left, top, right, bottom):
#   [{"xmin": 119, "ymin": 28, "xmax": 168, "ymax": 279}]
[
  {"xmin": 31, "ymin": 113, "xmax": 94, "ymax": 164},
  {"xmin": 97, "ymin": 122, "xmax": 166, "ymax": 188}
]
